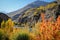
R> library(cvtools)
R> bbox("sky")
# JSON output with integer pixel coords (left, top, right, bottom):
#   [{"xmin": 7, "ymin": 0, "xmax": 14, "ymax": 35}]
[{"xmin": 0, "ymin": 0, "xmax": 55, "ymax": 13}]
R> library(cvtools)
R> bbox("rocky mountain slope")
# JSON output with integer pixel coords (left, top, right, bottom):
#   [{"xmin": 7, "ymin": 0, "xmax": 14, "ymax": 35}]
[
  {"xmin": 7, "ymin": 1, "xmax": 49, "ymax": 20},
  {"xmin": 7, "ymin": 1, "xmax": 60, "ymax": 27}
]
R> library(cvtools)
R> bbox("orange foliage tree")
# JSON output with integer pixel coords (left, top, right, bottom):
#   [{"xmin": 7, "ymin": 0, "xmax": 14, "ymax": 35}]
[{"xmin": 35, "ymin": 12, "xmax": 60, "ymax": 40}]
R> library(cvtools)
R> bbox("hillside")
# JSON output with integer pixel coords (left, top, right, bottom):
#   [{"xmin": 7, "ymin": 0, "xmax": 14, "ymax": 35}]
[
  {"xmin": 7, "ymin": 1, "xmax": 60, "ymax": 27},
  {"xmin": 7, "ymin": 1, "xmax": 49, "ymax": 19},
  {"xmin": 17, "ymin": 2, "xmax": 58, "ymax": 27}
]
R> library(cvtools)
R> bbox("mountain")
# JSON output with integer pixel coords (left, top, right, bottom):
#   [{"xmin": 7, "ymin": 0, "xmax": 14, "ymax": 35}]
[
  {"xmin": 7, "ymin": 1, "xmax": 59, "ymax": 27},
  {"xmin": 7, "ymin": 0, "xmax": 49, "ymax": 20},
  {"xmin": 0, "ymin": 12, "xmax": 10, "ymax": 26}
]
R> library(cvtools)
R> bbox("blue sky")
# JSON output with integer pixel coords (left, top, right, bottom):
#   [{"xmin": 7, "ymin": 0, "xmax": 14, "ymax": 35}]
[{"xmin": 0, "ymin": 0, "xmax": 55, "ymax": 13}]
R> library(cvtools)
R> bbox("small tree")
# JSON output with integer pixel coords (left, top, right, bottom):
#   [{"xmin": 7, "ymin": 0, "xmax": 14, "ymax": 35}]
[
  {"xmin": 5, "ymin": 19, "xmax": 14, "ymax": 28},
  {"xmin": 1, "ymin": 20, "xmax": 5, "ymax": 28}
]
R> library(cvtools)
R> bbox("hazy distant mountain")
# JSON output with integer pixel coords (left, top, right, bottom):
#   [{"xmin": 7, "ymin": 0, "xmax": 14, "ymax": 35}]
[{"xmin": 7, "ymin": 0, "xmax": 49, "ymax": 20}]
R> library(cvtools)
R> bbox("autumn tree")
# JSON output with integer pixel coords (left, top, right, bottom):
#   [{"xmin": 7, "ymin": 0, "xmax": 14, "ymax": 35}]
[{"xmin": 1, "ymin": 21, "xmax": 5, "ymax": 28}]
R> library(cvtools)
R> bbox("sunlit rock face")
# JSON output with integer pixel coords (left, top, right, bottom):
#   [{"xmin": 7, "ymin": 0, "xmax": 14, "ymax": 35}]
[{"xmin": 56, "ymin": 0, "xmax": 60, "ymax": 4}]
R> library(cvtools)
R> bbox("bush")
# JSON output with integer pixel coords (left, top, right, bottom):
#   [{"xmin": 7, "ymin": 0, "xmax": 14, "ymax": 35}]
[
  {"xmin": 0, "ymin": 31, "xmax": 3, "ymax": 40},
  {"xmin": 4, "ymin": 36, "xmax": 9, "ymax": 40},
  {"xmin": 0, "ymin": 29, "xmax": 9, "ymax": 40},
  {"xmin": 0, "ymin": 29, "xmax": 4, "ymax": 40},
  {"xmin": 16, "ymin": 33, "xmax": 30, "ymax": 40}
]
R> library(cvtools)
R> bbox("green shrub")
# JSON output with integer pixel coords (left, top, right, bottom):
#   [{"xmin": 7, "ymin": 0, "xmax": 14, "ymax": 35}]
[
  {"xmin": 0, "ymin": 29, "xmax": 9, "ymax": 40},
  {"xmin": 16, "ymin": 33, "xmax": 30, "ymax": 40},
  {"xmin": 0, "ymin": 30, "xmax": 4, "ymax": 40},
  {"xmin": 4, "ymin": 36, "xmax": 9, "ymax": 40}
]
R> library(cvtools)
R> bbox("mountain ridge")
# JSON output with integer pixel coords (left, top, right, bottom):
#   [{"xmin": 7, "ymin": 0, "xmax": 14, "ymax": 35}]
[{"xmin": 7, "ymin": 1, "xmax": 49, "ymax": 18}]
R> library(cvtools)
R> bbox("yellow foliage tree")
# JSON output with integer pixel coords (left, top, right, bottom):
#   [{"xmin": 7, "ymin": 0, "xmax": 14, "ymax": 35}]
[
  {"xmin": 5, "ymin": 19, "xmax": 14, "ymax": 28},
  {"xmin": 1, "ymin": 19, "xmax": 14, "ymax": 38},
  {"xmin": 1, "ymin": 20, "xmax": 5, "ymax": 28}
]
